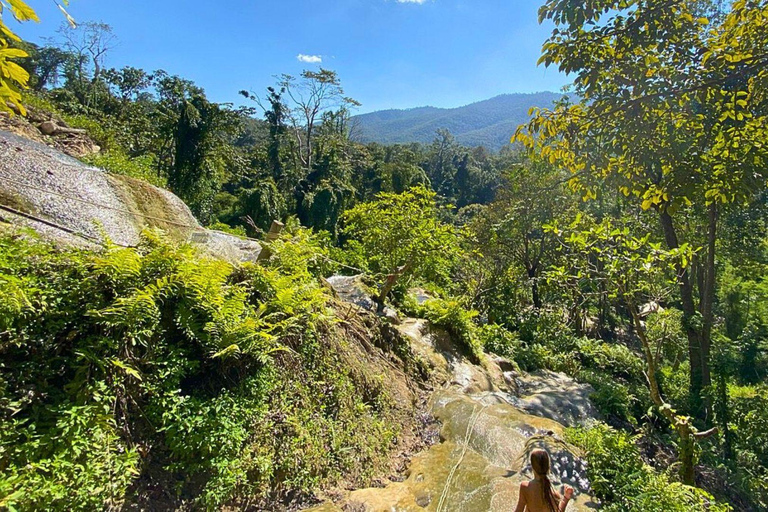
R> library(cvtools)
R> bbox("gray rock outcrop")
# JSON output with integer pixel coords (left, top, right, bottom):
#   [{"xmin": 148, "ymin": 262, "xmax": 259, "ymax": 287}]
[{"xmin": 0, "ymin": 130, "xmax": 260, "ymax": 263}]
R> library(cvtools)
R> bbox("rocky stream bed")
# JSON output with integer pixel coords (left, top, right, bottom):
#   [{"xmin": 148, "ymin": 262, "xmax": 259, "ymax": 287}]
[{"xmin": 312, "ymin": 276, "xmax": 601, "ymax": 512}]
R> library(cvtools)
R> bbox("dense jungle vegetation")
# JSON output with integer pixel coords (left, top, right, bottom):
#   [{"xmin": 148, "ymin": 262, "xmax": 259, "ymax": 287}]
[{"xmin": 1, "ymin": 0, "xmax": 768, "ymax": 510}]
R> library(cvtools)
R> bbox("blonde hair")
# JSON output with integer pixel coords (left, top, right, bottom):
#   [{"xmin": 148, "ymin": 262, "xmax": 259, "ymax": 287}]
[{"xmin": 530, "ymin": 449, "xmax": 558, "ymax": 512}]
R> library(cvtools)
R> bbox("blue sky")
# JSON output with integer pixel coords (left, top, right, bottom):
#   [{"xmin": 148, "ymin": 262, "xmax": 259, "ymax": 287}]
[{"xmin": 15, "ymin": 0, "xmax": 569, "ymax": 114}]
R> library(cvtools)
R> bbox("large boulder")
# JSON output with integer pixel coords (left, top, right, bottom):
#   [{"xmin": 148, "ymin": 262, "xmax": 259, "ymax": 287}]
[{"xmin": 0, "ymin": 130, "xmax": 260, "ymax": 263}]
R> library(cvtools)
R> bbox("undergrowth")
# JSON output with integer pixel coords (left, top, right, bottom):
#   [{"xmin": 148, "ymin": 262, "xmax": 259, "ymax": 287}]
[
  {"xmin": 566, "ymin": 424, "xmax": 731, "ymax": 511},
  {"xmin": 0, "ymin": 226, "xmax": 405, "ymax": 510}
]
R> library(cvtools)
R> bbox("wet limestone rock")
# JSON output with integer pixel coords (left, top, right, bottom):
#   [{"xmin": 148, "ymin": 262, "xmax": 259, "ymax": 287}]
[
  {"xmin": 0, "ymin": 130, "xmax": 260, "ymax": 263},
  {"xmin": 395, "ymin": 318, "xmax": 514, "ymax": 395},
  {"xmin": 326, "ymin": 274, "xmax": 400, "ymax": 323},
  {"xmin": 312, "ymin": 273, "xmax": 602, "ymax": 511},
  {"xmin": 307, "ymin": 390, "xmax": 597, "ymax": 512},
  {"xmin": 507, "ymin": 370, "xmax": 601, "ymax": 428}
]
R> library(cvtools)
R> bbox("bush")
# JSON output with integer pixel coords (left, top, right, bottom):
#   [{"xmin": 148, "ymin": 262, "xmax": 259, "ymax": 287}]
[
  {"xmin": 418, "ymin": 298, "xmax": 483, "ymax": 362},
  {"xmin": 207, "ymin": 221, "xmax": 247, "ymax": 237},
  {"xmin": 517, "ymin": 308, "xmax": 575, "ymax": 349},
  {"xmin": 82, "ymin": 151, "xmax": 165, "ymax": 188},
  {"xmin": 659, "ymin": 361, "xmax": 691, "ymax": 412},
  {"xmin": 0, "ymin": 227, "xmax": 401, "ymax": 509},
  {"xmin": 719, "ymin": 384, "xmax": 768, "ymax": 509},
  {"xmin": 579, "ymin": 370, "xmax": 633, "ymax": 422},
  {"xmin": 566, "ymin": 424, "xmax": 731, "ymax": 511},
  {"xmin": 507, "ymin": 326, "xmax": 650, "ymax": 424},
  {"xmin": 478, "ymin": 323, "xmax": 520, "ymax": 359}
]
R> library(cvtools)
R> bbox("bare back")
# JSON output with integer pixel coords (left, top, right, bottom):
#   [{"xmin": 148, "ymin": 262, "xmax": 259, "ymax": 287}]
[{"xmin": 514, "ymin": 479, "xmax": 562, "ymax": 512}]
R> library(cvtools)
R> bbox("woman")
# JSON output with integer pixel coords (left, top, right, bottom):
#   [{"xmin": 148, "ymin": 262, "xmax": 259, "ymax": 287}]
[{"xmin": 513, "ymin": 449, "xmax": 574, "ymax": 512}]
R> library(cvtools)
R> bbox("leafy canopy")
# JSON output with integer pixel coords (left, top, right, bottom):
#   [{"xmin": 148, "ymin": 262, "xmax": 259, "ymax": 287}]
[
  {"xmin": 515, "ymin": 0, "xmax": 768, "ymax": 210},
  {"xmin": 342, "ymin": 185, "xmax": 462, "ymax": 287}
]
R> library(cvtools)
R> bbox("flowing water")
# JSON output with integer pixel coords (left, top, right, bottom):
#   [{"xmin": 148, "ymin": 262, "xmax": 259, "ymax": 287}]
[{"xmin": 313, "ymin": 281, "xmax": 600, "ymax": 511}]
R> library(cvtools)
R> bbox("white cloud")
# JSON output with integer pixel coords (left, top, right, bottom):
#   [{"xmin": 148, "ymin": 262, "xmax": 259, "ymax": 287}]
[
  {"xmin": 396, "ymin": 0, "xmax": 429, "ymax": 3},
  {"xmin": 297, "ymin": 54, "xmax": 323, "ymax": 64}
]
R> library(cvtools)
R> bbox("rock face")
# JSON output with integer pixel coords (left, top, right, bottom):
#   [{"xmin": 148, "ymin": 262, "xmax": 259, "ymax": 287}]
[
  {"xmin": 308, "ymin": 291, "xmax": 601, "ymax": 511},
  {"xmin": 0, "ymin": 130, "xmax": 260, "ymax": 263},
  {"xmin": 507, "ymin": 370, "xmax": 601, "ymax": 428},
  {"xmin": 326, "ymin": 274, "xmax": 400, "ymax": 323},
  {"xmin": 0, "ymin": 106, "xmax": 100, "ymax": 158}
]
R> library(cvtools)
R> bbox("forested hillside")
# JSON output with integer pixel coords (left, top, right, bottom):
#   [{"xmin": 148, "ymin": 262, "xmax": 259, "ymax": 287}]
[
  {"xmin": 353, "ymin": 92, "xmax": 565, "ymax": 149},
  {"xmin": 1, "ymin": 0, "xmax": 768, "ymax": 511}
]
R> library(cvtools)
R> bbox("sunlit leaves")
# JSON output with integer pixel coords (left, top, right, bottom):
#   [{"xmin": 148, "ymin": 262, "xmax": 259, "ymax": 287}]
[
  {"xmin": 518, "ymin": 0, "xmax": 768, "ymax": 211},
  {"xmin": 0, "ymin": 0, "xmax": 72, "ymax": 114},
  {"xmin": 342, "ymin": 185, "xmax": 462, "ymax": 288}
]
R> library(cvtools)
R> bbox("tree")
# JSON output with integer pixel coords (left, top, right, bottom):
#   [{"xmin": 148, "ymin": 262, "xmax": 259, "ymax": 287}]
[
  {"xmin": 424, "ymin": 129, "xmax": 460, "ymax": 200},
  {"xmin": 342, "ymin": 186, "xmax": 461, "ymax": 306},
  {"xmin": 168, "ymin": 94, "xmax": 244, "ymax": 222},
  {"xmin": 473, "ymin": 162, "xmax": 573, "ymax": 310},
  {"xmin": 546, "ymin": 217, "xmax": 716, "ymax": 484},
  {"xmin": 103, "ymin": 66, "xmax": 151, "ymax": 102},
  {"xmin": 278, "ymin": 69, "xmax": 360, "ymax": 171},
  {"xmin": 13, "ymin": 42, "xmax": 70, "ymax": 91},
  {"xmin": 514, "ymin": 0, "xmax": 768, "ymax": 418},
  {"xmin": 239, "ymin": 86, "xmax": 299, "ymax": 192},
  {"xmin": 57, "ymin": 21, "xmax": 116, "ymax": 86}
]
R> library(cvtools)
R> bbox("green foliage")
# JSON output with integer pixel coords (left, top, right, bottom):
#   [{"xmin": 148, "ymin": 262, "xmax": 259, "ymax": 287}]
[
  {"xmin": 0, "ymin": 404, "xmax": 139, "ymax": 510},
  {"xmin": 207, "ymin": 220, "xmax": 247, "ymax": 237},
  {"xmin": 0, "ymin": 0, "xmax": 42, "ymax": 115},
  {"xmin": 646, "ymin": 309, "xmax": 688, "ymax": 369},
  {"xmin": 417, "ymin": 299, "xmax": 483, "ymax": 362},
  {"xmin": 720, "ymin": 384, "xmax": 768, "ymax": 509},
  {"xmin": 344, "ymin": 187, "xmax": 460, "ymax": 302},
  {"xmin": 566, "ymin": 424, "xmax": 731, "ymax": 512},
  {"xmin": 168, "ymin": 95, "xmax": 244, "ymax": 223},
  {"xmin": 64, "ymin": 112, "xmax": 119, "ymax": 149},
  {"xmin": 478, "ymin": 323, "xmax": 520, "ymax": 359},
  {"xmin": 83, "ymin": 151, "xmax": 164, "ymax": 187},
  {"xmin": 0, "ymin": 228, "xmax": 401, "ymax": 509},
  {"xmin": 342, "ymin": 186, "xmax": 462, "ymax": 296}
]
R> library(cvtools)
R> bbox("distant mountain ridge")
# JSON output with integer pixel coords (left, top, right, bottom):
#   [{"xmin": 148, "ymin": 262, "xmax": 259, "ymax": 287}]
[{"xmin": 352, "ymin": 92, "xmax": 566, "ymax": 150}]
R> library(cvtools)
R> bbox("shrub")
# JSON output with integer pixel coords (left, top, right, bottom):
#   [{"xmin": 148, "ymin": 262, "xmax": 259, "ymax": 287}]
[
  {"xmin": 418, "ymin": 298, "xmax": 483, "ymax": 362},
  {"xmin": 207, "ymin": 220, "xmax": 247, "ymax": 237},
  {"xmin": 0, "ymin": 227, "xmax": 401, "ymax": 509},
  {"xmin": 579, "ymin": 370, "xmax": 633, "ymax": 422},
  {"xmin": 659, "ymin": 361, "xmax": 691, "ymax": 412},
  {"xmin": 83, "ymin": 151, "xmax": 165, "ymax": 188},
  {"xmin": 478, "ymin": 323, "xmax": 520, "ymax": 359},
  {"xmin": 566, "ymin": 424, "xmax": 731, "ymax": 512}
]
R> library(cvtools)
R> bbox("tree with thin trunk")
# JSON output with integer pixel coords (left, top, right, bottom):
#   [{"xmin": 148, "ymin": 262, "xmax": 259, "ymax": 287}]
[
  {"xmin": 515, "ymin": 0, "xmax": 768, "ymax": 418},
  {"xmin": 342, "ymin": 186, "xmax": 461, "ymax": 308},
  {"xmin": 278, "ymin": 69, "xmax": 360, "ymax": 172},
  {"xmin": 547, "ymin": 217, "xmax": 717, "ymax": 485},
  {"xmin": 57, "ymin": 21, "xmax": 116, "ymax": 85},
  {"xmin": 474, "ymin": 162, "xmax": 573, "ymax": 309}
]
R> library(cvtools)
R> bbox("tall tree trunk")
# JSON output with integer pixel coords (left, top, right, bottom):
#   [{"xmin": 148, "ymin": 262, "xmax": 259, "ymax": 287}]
[
  {"xmin": 659, "ymin": 209, "xmax": 706, "ymax": 419},
  {"xmin": 528, "ymin": 265, "xmax": 542, "ymax": 309},
  {"xmin": 699, "ymin": 203, "xmax": 718, "ymax": 403}
]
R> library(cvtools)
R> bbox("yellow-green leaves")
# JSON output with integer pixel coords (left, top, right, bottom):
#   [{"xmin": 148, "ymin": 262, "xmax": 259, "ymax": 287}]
[
  {"xmin": 4, "ymin": 0, "xmax": 39, "ymax": 22},
  {"xmin": 0, "ymin": 1, "xmax": 74, "ymax": 114},
  {"xmin": 0, "ymin": 0, "xmax": 37, "ymax": 115},
  {"xmin": 517, "ymin": 0, "xmax": 768, "ymax": 215}
]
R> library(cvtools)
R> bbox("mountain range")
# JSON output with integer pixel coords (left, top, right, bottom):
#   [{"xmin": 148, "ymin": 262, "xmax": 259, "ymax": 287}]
[{"xmin": 351, "ymin": 92, "xmax": 567, "ymax": 150}]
